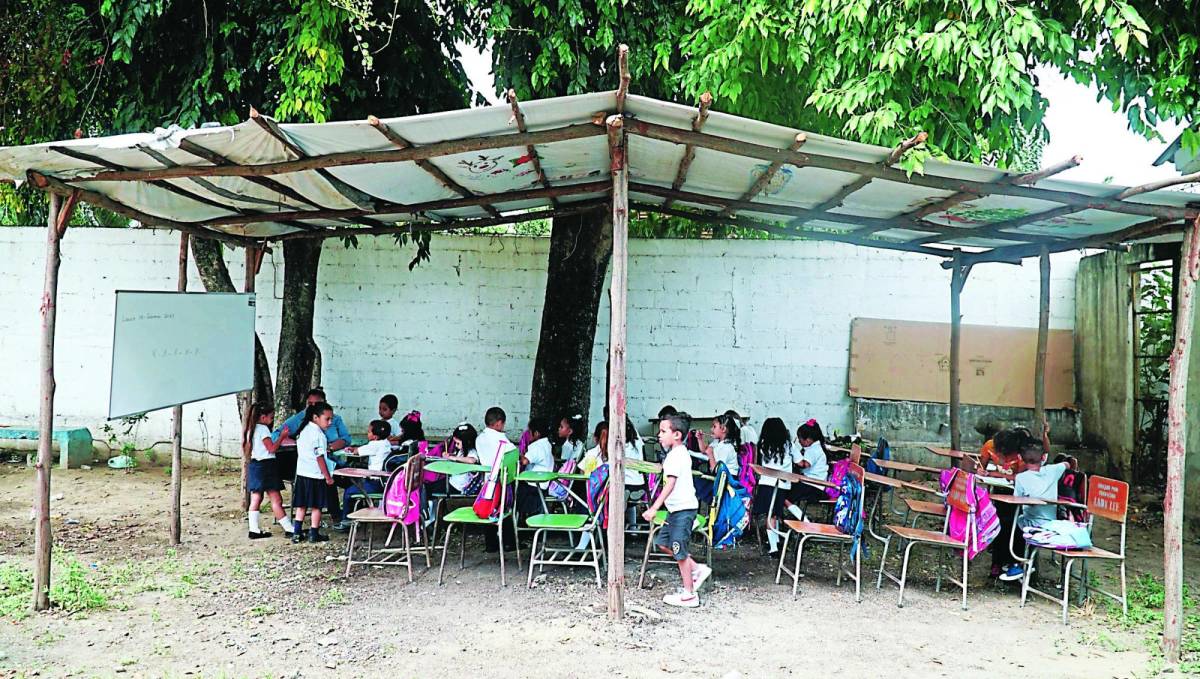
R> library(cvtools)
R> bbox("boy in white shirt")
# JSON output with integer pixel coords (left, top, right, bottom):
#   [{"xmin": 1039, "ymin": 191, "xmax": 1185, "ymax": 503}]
[
  {"xmin": 476, "ymin": 406, "xmax": 516, "ymax": 553},
  {"xmin": 642, "ymin": 413, "xmax": 711, "ymax": 608},
  {"xmin": 338, "ymin": 420, "xmax": 392, "ymax": 516},
  {"xmin": 378, "ymin": 394, "xmax": 402, "ymax": 445},
  {"xmin": 517, "ymin": 418, "xmax": 555, "ymax": 517}
]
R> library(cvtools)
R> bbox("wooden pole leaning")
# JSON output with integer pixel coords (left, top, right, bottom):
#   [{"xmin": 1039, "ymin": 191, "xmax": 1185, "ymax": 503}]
[
  {"xmin": 1163, "ymin": 217, "xmax": 1199, "ymax": 664},
  {"xmin": 32, "ymin": 190, "xmax": 78, "ymax": 610},
  {"xmin": 605, "ymin": 108, "xmax": 630, "ymax": 621},
  {"xmin": 169, "ymin": 233, "xmax": 189, "ymax": 545},
  {"xmin": 1033, "ymin": 246, "xmax": 1051, "ymax": 430},
  {"xmin": 948, "ymin": 252, "xmax": 972, "ymax": 454}
]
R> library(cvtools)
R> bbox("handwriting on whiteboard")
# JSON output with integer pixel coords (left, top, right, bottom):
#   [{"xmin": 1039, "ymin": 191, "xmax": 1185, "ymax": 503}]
[{"xmin": 120, "ymin": 312, "xmax": 177, "ymax": 323}]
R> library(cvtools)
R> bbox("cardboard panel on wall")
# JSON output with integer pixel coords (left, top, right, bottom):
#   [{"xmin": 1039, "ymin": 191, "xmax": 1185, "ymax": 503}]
[{"xmin": 848, "ymin": 317, "xmax": 1075, "ymax": 408}]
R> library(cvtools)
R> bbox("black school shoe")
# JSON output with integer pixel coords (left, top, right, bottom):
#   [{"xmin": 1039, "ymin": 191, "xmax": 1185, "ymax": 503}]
[
  {"xmin": 248, "ymin": 531, "xmax": 272, "ymax": 540},
  {"xmin": 307, "ymin": 528, "xmax": 330, "ymax": 543},
  {"xmin": 292, "ymin": 530, "xmax": 305, "ymax": 544}
]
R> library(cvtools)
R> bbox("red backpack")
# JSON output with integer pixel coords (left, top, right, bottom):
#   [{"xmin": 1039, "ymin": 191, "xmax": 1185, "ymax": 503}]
[{"xmin": 472, "ymin": 442, "xmax": 511, "ymax": 519}]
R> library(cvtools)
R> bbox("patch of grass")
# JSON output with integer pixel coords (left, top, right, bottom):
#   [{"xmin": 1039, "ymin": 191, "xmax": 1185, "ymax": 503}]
[
  {"xmin": 0, "ymin": 561, "xmax": 34, "ymax": 620},
  {"xmin": 249, "ymin": 603, "xmax": 276, "ymax": 617},
  {"xmin": 317, "ymin": 586, "xmax": 346, "ymax": 607},
  {"xmin": 1105, "ymin": 573, "xmax": 1200, "ymax": 670},
  {"xmin": 48, "ymin": 555, "xmax": 108, "ymax": 614}
]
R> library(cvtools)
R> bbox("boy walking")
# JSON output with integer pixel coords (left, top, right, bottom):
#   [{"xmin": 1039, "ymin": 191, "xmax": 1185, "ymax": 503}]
[{"xmin": 643, "ymin": 413, "xmax": 712, "ymax": 608}]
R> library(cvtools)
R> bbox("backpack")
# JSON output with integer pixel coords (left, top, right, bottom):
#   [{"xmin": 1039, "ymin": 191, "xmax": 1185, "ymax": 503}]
[
  {"xmin": 1058, "ymin": 469, "xmax": 1089, "ymax": 523},
  {"xmin": 585, "ymin": 464, "xmax": 611, "ymax": 528},
  {"xmin": 865, "ymin": 437, "xmax": 890, "ymax": 476},
  {"xmin": 547, "ymin": 458, "xmax": 579, "ymax": 502},
  {"xmin": 711, "ymin": 463, "xmax": 752, "ymax": 550},
  {"xmin": 833, "ymin": 468, "xmax": 866, "ymax": 555},
  {"xmin": 420, "ymin": 440, "xmax": 448, "ymax": 484},
  {"xmin": 737, "ymin": 442, "xmax": 757, "ymax": 501},
  {"xmin": 825, "ymin": 458, "xmax": 850, "ymax": 500},
  {"xmin": 473, "ymin": 442, "xmax": 511, "ymax": 520},
  {"xmin": 383, "ymin": 459, "xmax": 423, "ymax": 525},
  {"xmin": 939, "ymin": 468, "xmax": 1001, "ymax": 559}
]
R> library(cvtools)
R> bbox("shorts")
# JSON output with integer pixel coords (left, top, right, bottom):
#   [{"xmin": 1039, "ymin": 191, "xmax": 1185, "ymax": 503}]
[
  {"xmin": 248, "ymin": 458, "xmax": 283, "ymax": 493},
  {"xmin": 654, "ymin": 509, "xmax": 697, "ymax": 561}
]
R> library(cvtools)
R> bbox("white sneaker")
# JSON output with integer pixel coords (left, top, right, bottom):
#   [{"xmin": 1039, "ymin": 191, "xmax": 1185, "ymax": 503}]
[
  {"xmin": 662, "ymin": 589, "xmax": 700, "ymax": 608},
  {"xmin": 691, "ymin": 564, "xmax": 713, "ymax": 591}
]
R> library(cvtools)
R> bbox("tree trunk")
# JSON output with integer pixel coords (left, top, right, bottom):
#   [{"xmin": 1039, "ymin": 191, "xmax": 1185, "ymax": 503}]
[
  {"xmin": 190, "ymin": 238, "xmax": 274, "ymax": 409},
  {"xmin": 275, "ymin": 239, "xmax": 323, "ymax": 417},
  {"xmin": 528, "ymin": 209, "xmax": 613, "ymax": 424}
]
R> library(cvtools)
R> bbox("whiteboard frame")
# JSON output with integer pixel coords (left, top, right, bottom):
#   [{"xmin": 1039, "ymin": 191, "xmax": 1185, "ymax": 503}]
[{"xmin": 108, "ymin": 290, "xmax": 256, "ymax": 419}]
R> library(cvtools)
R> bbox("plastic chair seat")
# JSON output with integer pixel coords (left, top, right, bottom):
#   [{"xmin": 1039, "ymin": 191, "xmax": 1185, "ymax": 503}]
[
  {"xmin": 783, "ymin": 520, "xmax": 847, "ymax": 538},
  {"xmin": 443, "ymin": 506, "xmax": 505, "ymax": 524},
  {"xmin": 903, "ymin": 499, "xmax": 947, "ymax": 516},
  {"xmin": 1053, "ymin": 546, "xmax": 1123, "ymax": 560},
  {"xmin": 526, "ymin": 513, "xmax": 590, "ymax": 530},
  {"xmin": 884, "ymin": 524, "xmax": 965, "ymax": 547}
]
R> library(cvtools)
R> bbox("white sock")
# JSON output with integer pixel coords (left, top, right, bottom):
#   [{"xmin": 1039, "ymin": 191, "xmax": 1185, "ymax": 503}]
[
  {"xmin": 767, "ymin": 528, "xmax": 780, "ymax": 552},
  {"xmin": 279, "ymin": 516, "xmax": 295, "ymax": 533},
  {"xmin": 577, "ymin": 533, "xmax": 592, "ymax": 550},
  {"xmin": 248, "ymin": 511, "xmax": 261, "ymax": 533},
  {"xmin": 784, "ymin": 504, "xmax": 806, "ymax": 522}
]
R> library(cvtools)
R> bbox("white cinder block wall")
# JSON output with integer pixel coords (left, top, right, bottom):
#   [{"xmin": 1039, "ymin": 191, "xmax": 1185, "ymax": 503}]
[{"xmin": 0, "ymin": 227, "xmax": 1080, "ymax": 462}]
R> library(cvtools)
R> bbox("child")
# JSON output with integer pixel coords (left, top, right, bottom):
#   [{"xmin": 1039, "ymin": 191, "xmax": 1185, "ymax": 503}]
[
  {"xmin": 557, "ymin": 413, "xmax": 587, "ymax": 463},
  {"xmin": 643, "ymin": 413, "xmax": 710, "ymax": 608},
  {"xmin": 379, "ymin": 394, "xmax": 402, "ymax": 445},
  {"xmin": 580, "ymin": 421, "xmax": 608, "ymax": 474},
  {"xmin": 291, "ymin": 402, "xmax": 336, "ymax": 544},
  {"xmin": 517, "ymin": 417, "xmax": 556, "ymax": 517},
  {"xmin": 998, "ymin": 441, "xmax": 1071, "ymax": 582},
  {"xmin": 245, "ymin": 403, "xmax": 295, "ymax": 539},
  {"xmin": 432, "ymin": 422, "xmax": 482, "ymax": 495},
  {"xmin": 477, "ymin": 406, "xmax": 517, "ymax": 552},
  {"xmin": 986, "ymin": 423, "xmax": 1050, "ymax": 577},
  {"xmin": 395, "ymin": 410, "xmax": 426, "ymax": 457},
  {"xmin": 752, "ymin": 417, "xmax": 800, "ymax": 555},
  {"xmin": 725, "ymin": 409, "xmax": 757, "ymax": 453},
  {"xmin": 696, "ymin": 413, "xmax": 742, "ymax": 475},
  {"xmin": 337, "ymin": 420, "xmax": 391, "ymax": 519},
  {"xmin": 784, "ymin": 419, "xmax": 831, "ymax": 518}
]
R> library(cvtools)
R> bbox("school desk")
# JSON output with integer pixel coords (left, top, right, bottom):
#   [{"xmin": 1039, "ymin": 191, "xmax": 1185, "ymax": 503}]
[
  {"xmin": 423, "ymin": 459, "xmax": 490, "ymax": 476},
  {"xmin": 333, "ymin": 467, "xmax": 389, "ymax": 508}
]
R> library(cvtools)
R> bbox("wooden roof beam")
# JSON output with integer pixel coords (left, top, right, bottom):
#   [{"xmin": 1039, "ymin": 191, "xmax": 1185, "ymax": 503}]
[
  {"xmin": 615, "ymin": 44, "xmax": 630, "ymax": 113},
  {"xmin": 367, "ymin": 115, "xmax": 501, "ymax": 218},
  {"xmin": 177, "ymin": 138, "xmax": 331, "ymax": 211},
  {"xmin": 663, "ymin": 92, "xmax": 713, "ymax": 210},
  {"xmin": 28, "ymin": 170, "xmax": 256, "ymax": 247},
  {"xmin": 276, "ymin": 200, "xmax": 608, "ymax": 241},
  {"xmin": 717, "ymin": 133, "xmax": 806, "ymax": 217},
  {"xmin": 947, "ymin": 217, "xmax": 1187, "ymax": 267},
  {"xmin": 71, "ymin": 124, "xmax": 606, "ymax": 182},
  {"xmin": 626, "ymin": 120, "xmax": 1199, "ymax": 221},
  {"xmin": 505, "ymin": 91, "xmax": 557, "ymax": 208}
]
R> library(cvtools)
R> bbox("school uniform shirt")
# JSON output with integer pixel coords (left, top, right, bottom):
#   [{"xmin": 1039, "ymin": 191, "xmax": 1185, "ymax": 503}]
[
  {"xmin": 580, "ymin": 446, "xmax": 603, "ymax": 475},
  {"xmin": 356, "ymin": 439, "xmax": 391, "ymax": 472},
  {"xmin": 386, "ymin": 417, "xmax": 402, "ymax": 440},
  {"xmin": 560, "ymin": 439, "xmax": 585, "ymax": 463},
  {"xmin": 476, "ymin": 427, "xmax": 515, "ymax": 468},
  {"xmin": 1015, "ymin": 462, "xmax": 1069, "ymax": 526},
  {"xmin": 623, "ymin": 441, "xmax": 645, "ymax": 487},
  {"xmin": 798, "ymin": 441, "xmax": 829, "ymax": 480},
  {"xmin": 741, "ymin": 424, "xmax": 758, "ymax": 449},
  {"xmin": 295, "ymin": 424, "xmax": 329, "ymax": 480},
  {"xmin": 711, "ymin": 440, "xmax": 740, "ymax": 477},
  {"xmin": 449, "ymin": 448, "xmax": 477, "ymax": 492},
  {"xmin": 250, "ymin": 424, "xmax": 274, "ymax": 461},
  {"xmin": 524, "ymin": 438, "xmax": 555, "ymax": 474},
  {"xmin": 274, "ymin": 410, "xmax": 353, "ymax": 448},
  {"xmin": 756, "ymin": 442, "xmax": 801, "ymax": 489},
  {"xmin": 662, "ymin": 444, "xmax": 700, "ymax": 512}
]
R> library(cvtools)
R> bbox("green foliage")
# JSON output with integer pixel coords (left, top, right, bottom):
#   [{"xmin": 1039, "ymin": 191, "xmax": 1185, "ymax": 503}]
[
  {"xmin": 0, "ymin": 561, "xmax": 34, "ymax": 620},
  {"xmin": 275, "ymin": 0, "xmax": 349, "ymax": 123},
  {"xmin": 48, "ymin": 555, "xmax": 108, "ymax": 613},
  {"xmin": 317, "ymin": 586, "xmax": 347, "ymax": 607},
  {"xmin": 1106, "ymin": 573, "xmax": 1200, "ymax": 670}
]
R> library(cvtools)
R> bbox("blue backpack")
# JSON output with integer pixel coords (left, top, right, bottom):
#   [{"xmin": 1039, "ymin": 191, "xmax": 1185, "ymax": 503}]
[
  {"xmin": 585, "ymin": 464, "xmax": 611, "ymax": 528},
  {"xmin": 833, "ymin": 468, "xmax": 866, "ymax": 555},
  {"xmin": 711, "ymin": 462, "xmax": 751, "ymax": 550},
  {"xmin": 864, "ymin": 436, "xmax": 890, "ymax": 476}
]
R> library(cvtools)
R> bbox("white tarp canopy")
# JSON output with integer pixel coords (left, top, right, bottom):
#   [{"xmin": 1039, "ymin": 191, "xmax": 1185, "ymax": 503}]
[{"xmin": 2, "ymin": 91, "xmax": 1196, "ymax": 262}]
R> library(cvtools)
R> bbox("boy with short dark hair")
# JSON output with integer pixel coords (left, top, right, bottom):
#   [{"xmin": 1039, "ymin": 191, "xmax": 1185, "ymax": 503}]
[
  {"xmin": 643, "ymin": 413, "xmax": 711, "ymax": 608},
  {"xmin": 997, "ymin": 441, "xmax": 1070, "ymax": 582}
]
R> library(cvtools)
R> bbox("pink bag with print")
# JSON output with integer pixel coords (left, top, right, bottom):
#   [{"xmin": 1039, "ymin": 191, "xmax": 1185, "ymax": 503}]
[
  {"xmin": 421, "ymin": 440, "xmax": 448, "ymax": 484},
  {"xmin": 383, "ymin": 461, "xmax": 422, "ymax": 526},
  {"xmin": 939, "ymin": 468, "xmax": 1001, "ymax": 559}
]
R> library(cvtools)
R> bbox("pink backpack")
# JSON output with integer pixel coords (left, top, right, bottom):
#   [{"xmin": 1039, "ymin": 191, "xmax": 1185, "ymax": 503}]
[
  {"xmin": 547, "ymin": 458, "xmax": 578, "ymax": 501},
  {"xmin": 737, "ymin": 442, "xmax": 757, "ymax": 500},
  {"xmin": 939, "ymin": 468, "xmax": 1001, "ymax": 559},
  {"xmin": 421, "ymin": 440, "xmax": 448, "ymax": 484},
  {"xmin": 825, "ymin": 458, "xmax": 850, "ymax": 500},
  {"xmin": 383, "ymin": 460, "xmax": 423, "ymax": 526}
]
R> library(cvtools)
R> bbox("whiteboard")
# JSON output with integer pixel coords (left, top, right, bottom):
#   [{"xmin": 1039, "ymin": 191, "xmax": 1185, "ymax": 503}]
[{"xmin": 109, "ymin": 291, "xmax": 255, "ymax": 419}]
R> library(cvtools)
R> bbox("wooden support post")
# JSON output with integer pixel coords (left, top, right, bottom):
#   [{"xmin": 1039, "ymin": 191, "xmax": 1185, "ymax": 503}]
[
  {"xmin": 32, "ymin": 193, "xmax": 64, "ymax": 611},
  {"xmin": 605, "ymin": 112, "xmax": 629, "ymax": 622},
  {"xmin": 1033, "ymin": 246, "xmax": 1051, "ymax": 429},
  {"xmin": 240, "ymin": 246, "xmax": 259, "ymax": 511},
  {"xmin": 1163, "ymin": 217, "xmax": 1199, "ymax": 664},
  {"xmin": 169, "ymin": 233, "xmax": 189, "ymax": 545},
  {"xmin": 949, "ymin": 252, "xmax": 972, "ymax": 453}
]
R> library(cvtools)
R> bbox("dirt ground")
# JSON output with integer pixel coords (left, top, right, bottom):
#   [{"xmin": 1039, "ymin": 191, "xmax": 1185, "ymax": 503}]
[{"xmin": 0, "ymin": 462, "xmax": 1193, "ymax": 678}]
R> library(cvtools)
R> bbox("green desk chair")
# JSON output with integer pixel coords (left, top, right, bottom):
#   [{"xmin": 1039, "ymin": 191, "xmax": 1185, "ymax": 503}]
[
  {"xmin": 525, "ymin": 474, "xmax": 608, "ymax": 588},
  {"xmin": 437, "ymin": 448, "xmax": 522, "ymax": 587}
]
